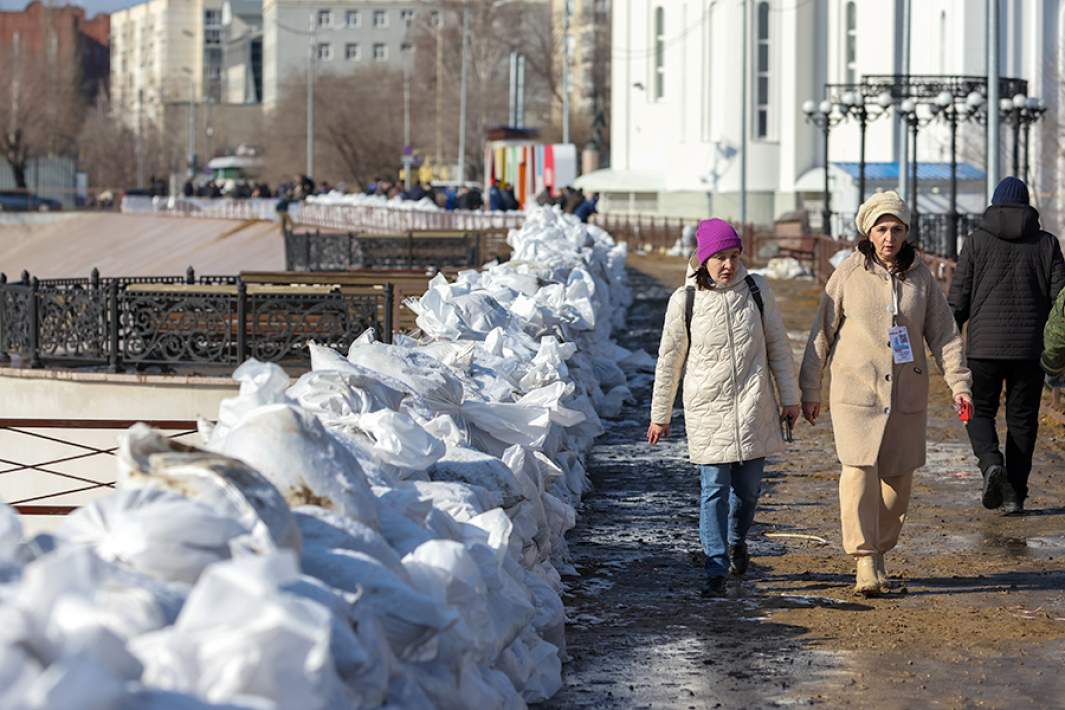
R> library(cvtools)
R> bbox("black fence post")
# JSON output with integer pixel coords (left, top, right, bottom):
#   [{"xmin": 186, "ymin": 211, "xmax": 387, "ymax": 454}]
[
  {"xmin": 0, "ymin": 273, "xmax": 8, "ymax": 364},
  {"xmin": 383, "ymin": 283, "xmax": 394, "ymax": 344},
  {"xmin": 237, "ymin": 280, "xmax": 248, "ymax": 363},
  {"xmin": 407, "ymin": 230, "xmax": 414, "ymax": 270},
  {"xmin": 108, "ymin": 280, "xmax": 120, "ymax": 373},
  {"xmin": 28, "ymin": 277, "xmax": 41, "ymax": 369},
  {"xmin": 305, "ymin": 231, "xmax": 313, "ymax": 270},
  {"xmin": 186, "ymin": 266, "xmax": 195, "ymax": 284}
]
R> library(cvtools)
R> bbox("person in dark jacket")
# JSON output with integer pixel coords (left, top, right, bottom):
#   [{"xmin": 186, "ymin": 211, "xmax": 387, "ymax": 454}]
[{"xmin": 949, "ymin": 176, "xmax": 1065, "ymax": 514}]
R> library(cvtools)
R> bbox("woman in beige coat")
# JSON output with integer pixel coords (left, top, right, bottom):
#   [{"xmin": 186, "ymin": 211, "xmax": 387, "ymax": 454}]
[
  {"xmin": 799, "ymin": 191, "xmax": 972, "ymax": 596},
  {"xmin": 648, "ymin": 219, "xmax": 800, "ymax": 597}
]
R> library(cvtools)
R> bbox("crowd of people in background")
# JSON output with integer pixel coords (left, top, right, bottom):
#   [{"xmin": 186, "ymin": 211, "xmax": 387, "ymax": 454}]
[{"xmin": 159, "ymin": 172, "xmax": 599, "ymax": 222}]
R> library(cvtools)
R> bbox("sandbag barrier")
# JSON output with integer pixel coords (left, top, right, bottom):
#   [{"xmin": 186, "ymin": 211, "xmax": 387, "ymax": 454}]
[{"xmin": 0, "ymin": 206, "xmax": 657, "ymax": 709}]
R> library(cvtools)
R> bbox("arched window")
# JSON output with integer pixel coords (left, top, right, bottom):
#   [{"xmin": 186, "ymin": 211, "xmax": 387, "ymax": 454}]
[
  {"xmin": 654, "ymin": 6, "xmax": 665, "ymax": 100},
  {"xmin": 845, "ymin": 2, "xmax": 857, "ymax": 84},
  {"xmin": 938, "ymin": 10, "xmax": 947, "ymax": 73},
  {"xmin": 755, "ymin": 1, "xmax": 770, "ymax": 138}
]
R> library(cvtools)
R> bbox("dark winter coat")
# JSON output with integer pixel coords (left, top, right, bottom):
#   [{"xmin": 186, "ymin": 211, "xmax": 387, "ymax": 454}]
[{"xmin": 948, "ymin": 204, "xmax": 1065, "ymax": 360}]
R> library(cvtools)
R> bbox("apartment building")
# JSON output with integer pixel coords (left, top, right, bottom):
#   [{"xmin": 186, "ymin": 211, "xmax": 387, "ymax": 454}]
[{"xmin": 261, "ymin": 0, "xmax": 432, "ymax": 111}]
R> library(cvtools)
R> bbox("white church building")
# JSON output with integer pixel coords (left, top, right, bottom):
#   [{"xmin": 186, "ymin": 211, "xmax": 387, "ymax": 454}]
[{"xmin": 580, "ymin": 0, "xmax": 1064, "ymax": 233}]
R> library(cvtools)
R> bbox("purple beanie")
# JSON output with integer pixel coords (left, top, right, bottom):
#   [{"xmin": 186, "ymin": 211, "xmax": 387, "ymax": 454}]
[{"xmin": 695, "ymin": 218, "xmax": 742, "ymax": 264}]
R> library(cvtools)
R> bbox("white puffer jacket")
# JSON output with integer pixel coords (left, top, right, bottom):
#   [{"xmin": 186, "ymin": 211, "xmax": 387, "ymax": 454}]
[{"xmin": 650, "ymin": 261, "xmax": 801, "ymax": 465}]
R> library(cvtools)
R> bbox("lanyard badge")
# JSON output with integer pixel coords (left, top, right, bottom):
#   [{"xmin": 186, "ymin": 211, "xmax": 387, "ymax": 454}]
[{"xmin": 887, "ymin": 275, "xmax": 914, "ymax": 364}]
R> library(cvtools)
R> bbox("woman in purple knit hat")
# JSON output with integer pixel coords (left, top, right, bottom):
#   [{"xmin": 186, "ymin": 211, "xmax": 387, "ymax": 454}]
[{"xmin": 647, "ymin": 218, "xmax": 801, "ymax": 597}]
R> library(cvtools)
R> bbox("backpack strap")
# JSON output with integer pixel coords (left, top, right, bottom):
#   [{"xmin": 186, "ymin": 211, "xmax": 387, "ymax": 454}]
[
  {"xmin": 684, "ymin": 285, "xmax": 695, "ymax": 354},
  {"xmin": 745, "ymin": 274, "xmax": 765, "ymax": 318}
]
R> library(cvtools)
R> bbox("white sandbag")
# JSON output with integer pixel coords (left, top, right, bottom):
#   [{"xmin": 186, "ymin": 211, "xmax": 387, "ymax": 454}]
[
  {"xmin": 299, "ymin": 546, "xmax": 457, "ymax": 662},
  {"xmin": 293, "ymin": 506, "xmax": 405, "ymax": 577},
  {"xmin": 352, "ymin": 408, "xmax": 446, "ymax": 471},
  {"xmin": 303, "ymin": 344, "xmax": 410, "ymax": 412},
  {"xmin": 410, "ymin": 481, "xmax": 500, "ymax": 523},
  {"xmin": 516, "ymin": 382, "xmax": 586, "ymax": 427},
  {"xmin": 347, "ymin": 341, "xmax": 465, "ymax": 413},
  {"xmin": 207, "ymin": 359, "xmax": 292, "ymax": 447},
  {"xmin": 428, "ymin": 448, "xmax": 524, "ymax": 507},
  {"xmin": 59, "ymin": 488, "xmax": 248, "ymax": 585},
  {"xmin": 131, "ymin": 553, "xmax": 349, "ymax": 710},
  {"xmin": 831, "ymin": 247, "xmax": 854, "ymax": 268},
  {"xmin": 461, "ymin": 399, "xmax": 552, "ymax": 450},
  {"xmin": 213, "ymin": 404, "xmax": 379, "ymax": 529},
  {"xmin": 118, "ymin": 425, "xmax": 300, "ymax": 555}
]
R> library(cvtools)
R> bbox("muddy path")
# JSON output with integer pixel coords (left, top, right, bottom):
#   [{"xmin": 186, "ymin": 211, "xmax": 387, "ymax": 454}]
[{"xmin": 545, "ymin": 256, "xmax": 1065, "ymax": 709}]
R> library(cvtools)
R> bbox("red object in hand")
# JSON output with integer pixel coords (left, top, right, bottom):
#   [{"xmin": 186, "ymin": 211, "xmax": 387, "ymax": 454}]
[{"xmin": 959, "ymin": 400, "xmax": 973, "ymax": 423}]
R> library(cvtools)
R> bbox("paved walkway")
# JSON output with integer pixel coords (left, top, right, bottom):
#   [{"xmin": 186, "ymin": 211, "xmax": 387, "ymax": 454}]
[{"xmin": 546, "ymin": 257, "xmax": 1065, "ymax": 709}]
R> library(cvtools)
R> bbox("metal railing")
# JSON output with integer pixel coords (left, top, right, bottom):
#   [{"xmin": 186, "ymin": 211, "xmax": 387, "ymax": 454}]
[
  {"xmin": 590, "ymin": 213, "xmax": 702, "ymax": 252},
  {"xmin": 294, "ymin": 202, "xmax": 526, "ymax": 233},
  {"xmin": 0, "ymin": 268, "xmax": 393, "ymax": 371},
  {"xmin": 120, "ymin": 195, "xmax": 529, "ymax": 233},
  {"xmin": 828, "ymin": 211, "xmax": 979, "ymax": 259},
  {"xmin": 284, "ymin": 229, "xmax": 511, "ymax": 271}
]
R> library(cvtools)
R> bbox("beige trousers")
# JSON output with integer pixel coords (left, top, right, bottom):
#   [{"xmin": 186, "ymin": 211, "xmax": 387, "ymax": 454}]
[{"xmin": 839, "ymin": 464, "xmax": 914, "ymax": 556}]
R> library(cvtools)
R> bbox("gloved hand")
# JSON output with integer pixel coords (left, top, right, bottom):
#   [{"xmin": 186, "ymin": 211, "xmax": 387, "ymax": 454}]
[{"xmin": 1046, "ymin": 373, "xmax": 1065, "ymax": 389}]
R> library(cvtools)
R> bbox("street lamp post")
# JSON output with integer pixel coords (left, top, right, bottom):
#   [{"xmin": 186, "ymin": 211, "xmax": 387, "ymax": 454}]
[
  {"xmin": 802, "ymin": 98, "xmax": 844, "ymax": 237},
  {"xmin": 897, "ymin": 98, "xmax": 943, "ymax": 247},
  {"xmin": 837, "ymin": 89, "xmax": 893, "ymax": 207},
  {"xmin": 1021, "ymin": 97, "xmax": 1047, "ymax": 181},
  {"xmin": 934, "ymin": 90, "xmax": 985, "ymax": 260}
]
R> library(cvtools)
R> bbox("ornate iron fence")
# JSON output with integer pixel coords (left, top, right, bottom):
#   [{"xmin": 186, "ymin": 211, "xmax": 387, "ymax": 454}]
[
  {"xmin": 0, "ymin": 269, "xmax": 393, "ymax": 371},
  {"xmin": 830, "ymin": 211, "xmax": 979, "ymax": 259},
  {"xmin": 284, "ymin": 229, "xmax": 510, "ymax": 271}
]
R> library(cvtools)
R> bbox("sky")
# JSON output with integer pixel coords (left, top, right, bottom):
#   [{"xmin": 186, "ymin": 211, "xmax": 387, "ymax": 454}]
[{"xmin": 0, "ymin": 0, "xmax": 141, "ymax": 16}]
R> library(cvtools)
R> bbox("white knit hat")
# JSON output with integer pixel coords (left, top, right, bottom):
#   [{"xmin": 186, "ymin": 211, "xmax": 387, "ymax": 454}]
[{"xmin": 855, "ymin": 190, "xmax": 911, "ymax": 237}]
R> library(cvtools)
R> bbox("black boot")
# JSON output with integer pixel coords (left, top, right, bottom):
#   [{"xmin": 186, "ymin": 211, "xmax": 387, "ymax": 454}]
[
  {"xmin": 982, "ymin": 464, "xmax": 1006, "ymax": 509},
  {"xmin": 1001, "ymin": 483, "xmax": 1025, "ymax": 516},
  {"xmin": 728, "ymin": 542, "xmax": 750, "ymax": 577},
  {"xmin": 701, "ymin": 576, "xmax": 727, "ymax": 598}
]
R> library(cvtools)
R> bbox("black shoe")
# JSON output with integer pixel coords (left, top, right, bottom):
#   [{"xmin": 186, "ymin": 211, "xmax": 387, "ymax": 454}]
[
  {"xmin": 701, "ymin": 576, "xmax": 727, "ymax": 598},
  {"xmin": 728, "ymin": 542, "xmax": 750, "ymax": 577},
  {"xmin": 1001, "ymin": 485, "xmax": 1025, "ymax": 516},
  {"xmin": 982, "ymin": 465, "xmax": 1006, "ymax": 509}
]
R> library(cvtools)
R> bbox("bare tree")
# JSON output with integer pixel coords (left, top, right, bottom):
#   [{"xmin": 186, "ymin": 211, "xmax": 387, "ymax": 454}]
[
  {"xmin": 0, "ymin": 22, "xmax": 86, "ymax": 189},
  {"xmin": 265, "ymin": 69, "xmax": 406, "ymax": 190},
  {"xmin": 77, "ymin": 95, "xmax": 138, "ymax": 190}
]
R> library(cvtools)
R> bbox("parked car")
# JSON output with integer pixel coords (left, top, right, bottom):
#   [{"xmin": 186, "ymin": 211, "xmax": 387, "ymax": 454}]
[{"xmin": 0, "ymin": 191, "xmax": 63, "ymax": 212}]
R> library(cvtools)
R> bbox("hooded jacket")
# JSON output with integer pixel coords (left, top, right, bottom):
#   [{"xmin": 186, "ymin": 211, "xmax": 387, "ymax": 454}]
[
  {"xmin": 948, "ymin": 204, "xmax": 1065, "ymax": 360},
  {"xmin": 649, "ymin": 258, "xmax": 800, "ymax": 465}
]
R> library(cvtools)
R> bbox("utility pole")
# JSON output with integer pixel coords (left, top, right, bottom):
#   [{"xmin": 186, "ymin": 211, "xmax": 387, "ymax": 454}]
[
  {"xmin": 986, "ymin": 0, "xmax": 999, "ymax": 201},
  {"xmin": 899, "ymin": 0, "xmax": 911, "ymax": 199},
  {"xmin": 435, "ymin": 20, "xmax": 443, "ymax": 164},
  {"xmin": 186, "ymin": 72, "xmax": 196, "ymax": 178},
  {"xmin": 403, "ymin": 49, "xmax": 412, "ymax": 191},
  {"xmin": 306, "ymin": 12, "xmax": 316, "ymax": 179},
  {"xmin": 562, "ymin": 0, "xmax": 571, "ymax": 144},
  {"xmin": 516, "ymin": 53, "xmax": 525, "ymax": 129},
  {"xmin": 740, "ymin": 0, "xmax": 748, "ymax": 228},
  {"xmin": 457, "ymin": 4, "xmax": 470, "ymax": 181}
]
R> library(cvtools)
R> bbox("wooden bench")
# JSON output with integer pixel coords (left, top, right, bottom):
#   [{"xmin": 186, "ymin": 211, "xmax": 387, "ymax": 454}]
[{"xmin": 241, "ymin": 270, "xmax": 446, "ymax": 335}]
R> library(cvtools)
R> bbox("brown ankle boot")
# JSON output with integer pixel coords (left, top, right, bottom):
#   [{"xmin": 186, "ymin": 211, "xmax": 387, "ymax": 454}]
[{"xmin": 854, "ymin": 556, "xmax": 880, "ymax": 597}]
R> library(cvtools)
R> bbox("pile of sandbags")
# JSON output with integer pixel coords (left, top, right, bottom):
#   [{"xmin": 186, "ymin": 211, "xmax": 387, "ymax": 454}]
[{"xmin": 0, "ymin": 207, "xmax": 658, "ymax": 709}]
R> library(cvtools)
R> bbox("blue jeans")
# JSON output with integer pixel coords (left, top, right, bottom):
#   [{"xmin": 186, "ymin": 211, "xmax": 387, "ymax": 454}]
[{"xmin": 698, "ymin": 459, "xmax": 766, "ymax": 578}]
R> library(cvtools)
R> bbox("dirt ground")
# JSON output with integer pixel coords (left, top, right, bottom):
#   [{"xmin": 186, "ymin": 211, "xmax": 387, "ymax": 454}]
[{"xmin": 544, "ymin": 255, "xmax": 1065, "ymax": 709}]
